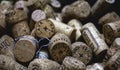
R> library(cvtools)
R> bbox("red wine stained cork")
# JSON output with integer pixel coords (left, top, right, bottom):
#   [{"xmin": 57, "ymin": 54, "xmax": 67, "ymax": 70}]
[
  {"xmin": 49, "ymin": 18, "xmax": 76, "ymax": 42},
  {"xmin": 12, "ymin": 20, "xmax": 30, "ymax": 38},
  {"xmin": 60, "ymin": 56, "xmax": 86, "ymax": 70},
  {"xmin": 62, "ymin": 0, "xmax": 91, "ymax": 20},
  {"xmin": 28, "ymin": 58, "xmax": 60, "ymax": 70},
  {"xmin": 27, "ymin": 0, "xmax": 50, "ymax": 10},
  {"xmin": 81, "ymin": 22, "xmax": 109, "ymax": 56},
  {"xmin": 91, "ymin": 0, "xmax": 115, "ymax": 17},
  {"xmin": 99, "ymin": 12, "xmax": 120, "ymax": 25},
  {"xmin": 103, "ymin": 20, "xmax": 120, "ymax": 44},
  {"xmin": 13, "ymin": 35, "xmax": 37, "ymax": 63},
  {"xmin": 0, "ymin": 55, "xmax": 28, "ymax": 70},
  {"xmin": 14, "ymin": 0, "xmax": 29, "ymax": 13},
  {"xmin": 104, "ymin": 38, "xmax": 120, "ymax": 61},
  {"xmin": 6, "ymin": 9, "xmax": 27, "ymax": 25},
  {"xmin": 105, "ymin": 51, "xmax": 120, "ymax": 70},
  {"xmin": 30, "ymin": 9, "xmax": 46, "ymax": 30},
  {"xmin": 0, "ymin": 12, "xmax": 6, "ymax": 32},
  {"xmin": 68, "ymin": 19, "xmax": 82, "ymax": 41},
  {"xmin": 49, "ymin": 33, "xmax": 71, "ymax": 63},
  {"xmin": 86, "ymin": 63, "xmax": 104, "ymax": 70},
  {"xmin": 35, "ymin": 19, "xmax": 55, "ymax": 38},
  {"xmin": 0, "ymin": 35, "xmax": 15, "ymax": 59},
  {"xmin": 44, "ymin": 5, "xmax": 56, "ymax": 19},
  {"xmin": 71, "ymin": 42, "xmax": 92, "ymax": 65}
]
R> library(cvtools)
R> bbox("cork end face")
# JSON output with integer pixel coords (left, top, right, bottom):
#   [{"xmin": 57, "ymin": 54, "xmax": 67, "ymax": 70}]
[{"xmin": 105, "ymin": 0, "xmax": 115, "ymax": 4}]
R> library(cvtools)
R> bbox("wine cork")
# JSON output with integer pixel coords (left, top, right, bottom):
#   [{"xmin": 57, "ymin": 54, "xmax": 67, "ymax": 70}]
[
  {"xmin": 60, "ymin": 56, "xmax": 86, "ymax": 70},
  {"xmin": 50, "ymin": 0, "xmax": 61, "ymax": 11},
  {"xmin": 30, "ymin": 9, "xmax": 46, "ymax": 30},
  {"xmin": 14, "ymin": 0, "xmax": 29, "ymax": 13},
  {"xmin": 27, "ymin": 0, "xmax": 50, "ymax": 10},
  {"xmin": 105, "ymin": 51, "xmax": 120, "ymax": 70},
  {"xmin": 28, "ymin": 58, "xmax": 60, "ymax": 70},
  {"xmin": 104, "ymin": 38, "xmax": 120, "ymax": 61},
  {"xmin": 99, "ymin": 12, "xmax": 120, "ymax": 25},
  {"xmin": 13, "ymin": 35, "xmax": 37, "ymax": 63},
  {"xmin": 62, "ymin": 0, "xmax": 91, "ymax": 20},
  {"xmin": 0, "ymin": 55, "xmax": 28, "ymax": 70},
  {"xmin": 81, "ymin": 22, "xmax": 109, "ymax": 56},
  {"xmin": 44, "ymin": 5, "xmax": 56, "ymax": 19},
  {"xmin": 49, "ymin": 18, "xmax": 76, "ymax": 41},
  {"xmin": 35, "ymin": 19, "xmax": 55, "ymax": 38},
  {"xmin": 0, "ymin": 0, "xmax": 13, "ymax": 9},
  {"xmin": 103, "ymin": 20, "xmax": 120, "ymax": 44},
  {"xmin": 49, "ymin": 33, "xmax": 71, "ymax": 63},
  {"xmin": 36, "ymin": 50, "xmax": 49, "ymax": 59},
  {"xmin": 71, "ymin": 42, "xmax": 92, "ymax": 65},
  {"xmin": 12, "ymin": 20, "xmax": 30, "ymax": 38},
  {"xmin": 0, "ymin": 12, "xmax": 6, "ymax": 32},
  {"xmin": 68, "ymin": 19, "xmax": 82, "ymax": 41},
  {"xmin": 86, "ymin": 63, "xmax": 104, "ymax": 70},
  {"xmin": 5, "ymin": 9, "xmax": 27, "ymax": 25},
  {"xmin": 91, "ymin": 0, "xmax": 115, "ymax": 17},
  {"xmin": 0, "ymin": 35, "xmax": 14, "ymax": 59}
]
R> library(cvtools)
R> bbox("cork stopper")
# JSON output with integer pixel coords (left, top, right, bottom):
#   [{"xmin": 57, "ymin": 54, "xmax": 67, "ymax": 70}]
[
  {"xmin": 35, "ymin": 19, "xmax": 55, "ymax": 38},
  {"xmin": 0, "ymin": 12, "xmax": 6, "ymax": 32},
  {"xmin": 12, "ymin": 20, "xmax": 30, "ymax": 38},
  {"xmin": 13, "ymin": 35, "xmax": 37, "ymax": 63},
  {"xmin": 86, "ymin": 63, "xmax": 104, "ymax": 70},
  {"xmin": 60, "ymin": 56, "xmax": 86, "ymax": 70},
  {"xmin": 49, "ymin": 33, "xmax": 71, "ymax": 63},
  {"xmin": 82, "ymin": 22, "xmax": 109, "ymax": 56},
  {"xmin": 28, "ymin": 58, "xmax": 60, "ymax": 70},
  {"xmin": 71, "ymin": 42, "xmax": 92, "ymax": 65}
]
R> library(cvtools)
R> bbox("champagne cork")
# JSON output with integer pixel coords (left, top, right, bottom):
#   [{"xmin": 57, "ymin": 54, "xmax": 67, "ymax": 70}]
[
  {"xmin": 71, "ymin": 42, "xmax": 92, "ymax": 65},
  {"xmin": 0, "ymin": 35, "xmax": 14, "ymax": 59},
  {"xmin": 35, "ymin": 19, "xmax": 55, "ymax": 38},
  {"xmin": 105, "ymin": 51, "xmax": 120, "ymax": 70},
  {"xmin": 91, "ymin": 0, "xmax": 115, "ymax": 17},
  {"xmin": 27, "ymin": 0, "xmax": 50, "ymax": 10},
  {"xmin": 14, "ymin": 0, "xmax": 29, "ymax": 13},
  {"xmin": 28, "ymin": 58, "xmax": 60, "ymax": 70},
  {"xmin": 104, "ymin": 38, "xmax": 120, "ymax": 61},
  {"xmin": 0, "ymin": 12, "xmax": 6, "ymax": 32},
  {"xmin": 49, "ymin": 33, "xmax": 71, "ymax": 63},
  {"xmin": 81, "ymin": 22, "xmax": 109, "ymax": 56},
  {"xmin": 12, "ymin": 20, "xmax": 30, "ymax": 38},
  {"xmin": 103, "ymin": 20, "xmax": 120, "ymax": 44},
  {"xmin": 49, "ymin": 18, "xmax": 76, "ymax": 41},
  {"xmin": 44, "ymin": 5, "xmax": 56, "ymax": 19},
  {"xmin": 30, "ymin": 9, "xmax": 46, "ymax": 30},
  {"xmin": 13, "ymin": 35, "xmax": 37, "ymax": 63},
  {"xmin": 0, "ymin": 55, "xmax": 28, "ymax": 70},
  {"xmin": 5, "ymin": 9, "xmax": 27, "ymax": 25},
  {"xmin": 99, "ymin": 12, "xmax": 120, "ymax": 25},
  {"xmin": 68, "ymin": 19, "xmax": 82, "ymax": 41},
  {"xmin": 62, "ymin": 0, "xmax": 91, "ymax": 20},
  {"xmin": 86, "ymin": 63, "xmax": 104, "ymax": 70},
  {"xmin": 60, "ymin": 56, "xmax": 86, "ymax": 70}
]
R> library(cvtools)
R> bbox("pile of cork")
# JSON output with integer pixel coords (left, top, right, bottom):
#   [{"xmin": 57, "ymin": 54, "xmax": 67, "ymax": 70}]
[{"xmin": 0, "ymin": 0, "xmax": 120, "ymax": 70}]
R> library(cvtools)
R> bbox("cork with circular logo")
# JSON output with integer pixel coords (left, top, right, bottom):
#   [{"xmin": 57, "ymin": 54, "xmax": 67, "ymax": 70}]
[
  {"xmin": 71, "ymin": 42, "xmax": 92, "ymax": 65},
  {"xmin": 99, "ymin": 12, "xmax": 120, "ymax": 25},
  {"xmin": 103, "ymin": 20, "xmax": 120, "ymax": 44},
  {"xmin": 68, "ymin": 19, "xmax": 82, "ymax": 41},
  {"xmin": 13, "ymin": 35, "xmax": 37, "ymax": 63},
  {"xmin": 30, "ymin": 9, "xmax": 46, "ymax": 30},
  {"xmin": 0, "ymin": 55, "xmax": 28, "ymax": 70},
  {"xmin": 12, "ymin": 20, "xmax": 30, "ymax": 38},
  {"xmin": 35, "ymin": 19, "xmax": 55, "ymax": 38},
  {"xmin": 28, "ymin": 58, "xmax": 60, "ymax": 70},
  {"xmin": 0, "ymin": 12, "xmax": 6, "ymax": 32},
  {"xmin": 82, "ymin": 23, "xmax": 109, "ymax": 56},
  {"xmin": 0, "ymin": 35, "xmax": 14, "ymax": 59},
  {"xmin": 49, "ymin": 33, "xmax": 71, "ymax": 63},
  {"xmin": 105, "ymin": 51, "xmax": 120, "ymax": 70},
  {"xmin": 6, "ymin": 9, "xmax": 27, "ymax": 25},
  {"xmin": 60, "ymin": 56, "xmax": 86, "ymax": 70}
]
